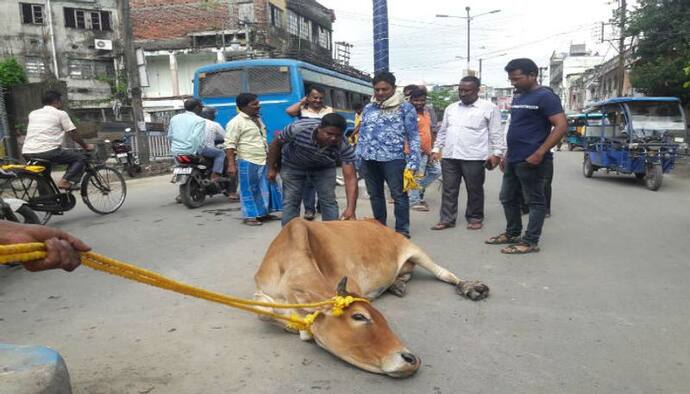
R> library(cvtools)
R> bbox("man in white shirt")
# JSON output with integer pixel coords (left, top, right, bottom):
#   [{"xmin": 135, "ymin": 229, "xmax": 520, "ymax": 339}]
[
  {"xmin": 22, "ymin": 91, "xmax": 93, "ymax": 190},
  {"xmin": 430, "ymin": 76, "xmax": 504, "ymax": 231}
]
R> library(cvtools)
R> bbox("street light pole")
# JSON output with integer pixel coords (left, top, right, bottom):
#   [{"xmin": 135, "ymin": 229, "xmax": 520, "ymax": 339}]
[
  {"xmin": 466, "ymin": 7, "xmax": 471, "ymax": 75},
  {"xmin": 436, "ymin": 8, "xmax": 500, "ymax": 76}
]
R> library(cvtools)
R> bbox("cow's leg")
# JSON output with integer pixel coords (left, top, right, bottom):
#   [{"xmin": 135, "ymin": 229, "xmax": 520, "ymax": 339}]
[
  {"xmin": 405, "ymin": 246, "xmax": 490, "ymax": 301},
  {"xmin": 388, "ymin": 261, "xmax": 415, "ymax": 297}
]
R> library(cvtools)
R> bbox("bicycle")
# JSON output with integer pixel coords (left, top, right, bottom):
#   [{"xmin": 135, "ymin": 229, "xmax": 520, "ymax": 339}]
[{"xmin": 0, "ymin": 152, "xmax": 127, "ymax": 224}]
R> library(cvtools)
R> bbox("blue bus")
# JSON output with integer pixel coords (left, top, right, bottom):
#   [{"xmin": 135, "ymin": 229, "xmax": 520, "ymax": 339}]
[{"xmin": 193, "ymin": 59, "xmax": 372, "ymax": 141}]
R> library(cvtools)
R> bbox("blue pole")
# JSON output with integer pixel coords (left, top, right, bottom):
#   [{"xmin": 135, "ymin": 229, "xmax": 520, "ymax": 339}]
[{"xmin": 373, "ymin": 0, "xmax": 389, "ymax": 73}]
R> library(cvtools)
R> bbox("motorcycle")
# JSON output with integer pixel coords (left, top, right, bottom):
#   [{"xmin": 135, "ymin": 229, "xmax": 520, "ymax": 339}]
[
  {"xmin": 0, "ymin": 168, "xmax": 40, "ymax": 224},
  {"xmin": 106, "ymin": 128, "xmax": 141, "ymax": 177},
  {"xmin": 171, "ymin": 154, "xmax": 233, "ymax": 209}
]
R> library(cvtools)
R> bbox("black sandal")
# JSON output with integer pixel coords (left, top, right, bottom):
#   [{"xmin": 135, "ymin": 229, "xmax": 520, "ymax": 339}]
[
  {"xmin": 500, "ymin": 242, "xmax": 540, "ymax": 254},
  {"xmin": 485, "ymin": 233, "xmax": 521, "ymax": 245}
]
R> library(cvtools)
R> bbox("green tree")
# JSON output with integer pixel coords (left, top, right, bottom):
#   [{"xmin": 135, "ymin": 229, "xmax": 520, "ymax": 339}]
[
  {"xmin": 0, "ymin": 58, "xmax": 28, "ymax": 88},
  {"xmin": 627, "ymin": 0, "xmax": 690, "ymax": 104},
  {"xmin": 428, "ymin": 88, "xmax": 456, "ymax": 118}
]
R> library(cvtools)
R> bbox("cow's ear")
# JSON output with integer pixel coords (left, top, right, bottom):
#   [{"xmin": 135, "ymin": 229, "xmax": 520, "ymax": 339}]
[{"xmin": 336, "ymin": 277, "xmax": 348, "ymax": 296}]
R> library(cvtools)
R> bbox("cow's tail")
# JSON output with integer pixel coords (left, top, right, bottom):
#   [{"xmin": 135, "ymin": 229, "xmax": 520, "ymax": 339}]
[{"xmin": 406, "ymin": 245, "xmax": 461, "ymax": 286}]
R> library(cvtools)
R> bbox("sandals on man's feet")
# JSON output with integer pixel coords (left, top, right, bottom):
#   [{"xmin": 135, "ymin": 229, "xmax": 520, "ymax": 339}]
[
  {"xmin": 430, "ymin": 222, "xmax": 455, "ymax": 231},
  {"xmin": 243, "ymin": 219, "xmax": 263, "ymax": 226},
  {"xmin": 500, "ymin": 242, "xmax": 540, "ymax": 254},
  {"xmin": 485, "ymin": 233, "xmax": 521, "ymax": 245}
]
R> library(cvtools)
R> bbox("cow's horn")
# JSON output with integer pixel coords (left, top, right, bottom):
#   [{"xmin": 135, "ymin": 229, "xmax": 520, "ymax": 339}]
[{"xmin": 336, "ymin": 277, "xmax": 348, "ymax": 296}]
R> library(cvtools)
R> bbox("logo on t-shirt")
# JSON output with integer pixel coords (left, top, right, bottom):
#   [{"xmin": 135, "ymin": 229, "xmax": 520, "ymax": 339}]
[{"xmin": 511, "ymin": 105, "xmax": 539, "ymax": 110}]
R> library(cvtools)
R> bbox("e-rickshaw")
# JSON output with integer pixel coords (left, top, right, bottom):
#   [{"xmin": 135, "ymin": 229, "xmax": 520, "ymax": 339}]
[
  {"xmin": 581, "ymin": 97, "xmax": 687, "ymax": 191},
  {"xmin": 566, "ymin": 113, "xmax": 603, "ymax": 151}
]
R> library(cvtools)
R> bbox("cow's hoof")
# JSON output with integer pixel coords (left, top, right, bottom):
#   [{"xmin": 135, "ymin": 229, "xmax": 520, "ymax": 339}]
[
  {"xmin": 456, "ymin": 281, "xmax": 490, "ymax": 301},
  {"xmin": 388, "ymin": 280, "xmax": 407, "ymax": 297}
]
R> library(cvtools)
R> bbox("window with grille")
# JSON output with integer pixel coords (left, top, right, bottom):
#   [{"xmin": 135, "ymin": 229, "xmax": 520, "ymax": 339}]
[
  {"xmin": 64, "ymin": 7, "xmax": 112, "ymax": 31},
  {"xmin": 24, "ymin": 56, "xmax": 46, "ymax": 76},
  {"xmin": 287, "ymin": 11, "xmax": 298, "ymax": 35},
  {"xmin": 68, "ymin": 59, "xmax": 114, "ymax": 79},
  {"xmin": 298, "ymin": 16, "xmax": 310, "ymax": 40},
  {"xmin": 198, "ymin": 69, "xmax": 243, "ymax": 98},
  {"xmin": 238, "ymin": 3, "xmax": 255, "ymax": 23},
  {"xmin": 20, "ymin": 3, "xmax": 44, "ymax": 24},
  {"xmin": 247, "ymin": 67, "xmax": 291, "ymax": 95},
  {"xmin": 317, "ymin": 26, "xmax": 330, "ymax": 49},
  {"xmin": 270, "ymin": 5, "xmax": 283, "ymax": 29}
]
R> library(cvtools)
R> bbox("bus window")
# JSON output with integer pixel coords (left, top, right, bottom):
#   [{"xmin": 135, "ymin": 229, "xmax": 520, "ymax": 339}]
[
  {"xmin": 199, "ymin": 69, "xmax": 242, "ymax": 98},
  {"xmin": 321, "ymin": 86, "xmax": 333, "ymax": 107},
  {"xmin": 247, "ymin": 67, "xmax": 291, "ymax": 94},
  {"xmin": 332, "ymin": 89, "xmax": 347, "ymax": 110}
]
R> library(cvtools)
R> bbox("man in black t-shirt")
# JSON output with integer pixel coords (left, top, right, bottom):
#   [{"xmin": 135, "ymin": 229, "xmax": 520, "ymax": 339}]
[{"xmin": 485, "ymin": 58, "xmax": 567, "ymax": 254}]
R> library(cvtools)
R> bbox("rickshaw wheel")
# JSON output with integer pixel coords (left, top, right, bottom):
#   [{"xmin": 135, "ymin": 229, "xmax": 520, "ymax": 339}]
[
  {"xmin": 583, "ymin": 156, "xmax": 594, "ymax": 178},
  {"xmin": 645, "ymin": 165, "xmax": 663, "ymax": 191}
]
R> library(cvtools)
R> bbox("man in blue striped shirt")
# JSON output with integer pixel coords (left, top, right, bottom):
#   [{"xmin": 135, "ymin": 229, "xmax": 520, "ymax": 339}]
[{"xmin": 267, "ymin": 114, "xmax": 358, "ymax": 226}]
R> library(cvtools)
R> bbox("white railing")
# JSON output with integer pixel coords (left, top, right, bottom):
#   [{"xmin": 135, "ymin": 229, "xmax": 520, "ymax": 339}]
[{"xmin": 131, "ymin": 132, "xmax": 172, "ymax": 161}]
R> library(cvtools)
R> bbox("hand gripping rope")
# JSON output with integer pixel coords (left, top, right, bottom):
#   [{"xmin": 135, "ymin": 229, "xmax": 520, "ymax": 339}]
[{"xmin": 0, "ymin": 243, "xmax": 368, "ymax": 332}]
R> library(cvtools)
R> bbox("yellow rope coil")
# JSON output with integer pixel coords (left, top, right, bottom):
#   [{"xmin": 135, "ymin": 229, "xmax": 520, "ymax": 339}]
[
  {"xmin": 0, "ymin": 164, "xmax": 46, "ymax": 173},
  {"xmin": 0, "ymin": 243, "xmax": 368, "ymax": 332},
  {"xmin": 403, "ymin": 168, "xmax": 420, "ymax": 192}
]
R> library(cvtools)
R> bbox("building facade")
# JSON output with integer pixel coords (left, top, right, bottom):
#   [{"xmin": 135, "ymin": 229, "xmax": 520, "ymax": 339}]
[
  {"xmin": 131, "ymin": 0, "xmax": 339, "ymax": 116},
  {"xmin": 0, "ymin": 0, "xmax": 123, "ymax": 121},
  {"xmin": 549, "ymin": 44, "xmax": 604, "ymax": 112}
]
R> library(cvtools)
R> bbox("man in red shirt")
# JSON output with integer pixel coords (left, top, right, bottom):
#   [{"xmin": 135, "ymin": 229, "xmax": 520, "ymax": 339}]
[{"xmin": 408, "ymin": 88, "xmax": 441, "ymax": 211}]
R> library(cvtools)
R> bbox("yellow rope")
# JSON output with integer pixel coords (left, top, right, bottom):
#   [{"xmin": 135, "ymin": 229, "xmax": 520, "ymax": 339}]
[
  {"xmin": 0, "ymin": 243, "xmax": 368, "ymax": 332},
  {"xmin": 403, "ymin": 168, "xmax": 420, "ymax": 192}
]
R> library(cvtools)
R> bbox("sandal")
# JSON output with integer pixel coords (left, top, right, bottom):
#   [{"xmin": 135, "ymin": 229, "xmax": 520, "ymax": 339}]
[
  {"xmin": 243, "ymin": 219, "xmax": 263, "ymax": 226},
  {"xmin": 485, "ymin": 233, "xmax": 521, "ymax": 245},
  {"xmin": 466, "ymin": 222, "xmax": 483, "ymax": 230},
  {"xmin": 501, "ymin": 242, "xmax": 540, "ymax": 254},
  {"xmin": 227, "ymin": 195, "xmax": 240, "ymax": 202},
  {"xmin": 430, "ymin": 222, "xmax": 455, "ymax": 231},
  {"xmin": 258, "ymin": 214, "xmax": 280, "ymax": 222}
]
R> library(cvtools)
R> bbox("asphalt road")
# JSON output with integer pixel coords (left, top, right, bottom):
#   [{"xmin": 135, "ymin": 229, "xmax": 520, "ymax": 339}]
[{"xmin": 2, "ymin": 151, "xmax": 690, "ymax": 394}]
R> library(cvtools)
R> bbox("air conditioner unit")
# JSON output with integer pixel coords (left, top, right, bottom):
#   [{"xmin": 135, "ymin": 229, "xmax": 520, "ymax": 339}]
[{"xmin": 94, "ymin": 39, "xmax": 112, "ymax": 51}]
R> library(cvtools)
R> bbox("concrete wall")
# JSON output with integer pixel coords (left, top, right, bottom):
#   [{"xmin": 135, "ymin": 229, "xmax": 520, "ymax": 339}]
[
  {"xmin": 0, "ymin": 0, "xmax": 123, "ymax": 110},
  {"xmin": 143, "ymin": 52, "xmax": 217, "ymax": 99}
]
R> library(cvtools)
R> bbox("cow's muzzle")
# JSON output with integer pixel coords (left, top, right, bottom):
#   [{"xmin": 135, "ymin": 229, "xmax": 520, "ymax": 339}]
[{"xmin": 382, "ymin": 350, "xmax": 421, "ymax": 378}]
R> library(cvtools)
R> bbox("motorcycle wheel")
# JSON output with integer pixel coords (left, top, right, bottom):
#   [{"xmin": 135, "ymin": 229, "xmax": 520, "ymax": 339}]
[
  {"xmin": 15, "ymin": 204, "xmax": 41, "ymax": 224},
  {"xmin": 181, "ymin": 176, "xmax": 206, "ymax": 208},
  {"xmin": 126, "ymin": 164, "xmax": 137, "ymax": 178}
]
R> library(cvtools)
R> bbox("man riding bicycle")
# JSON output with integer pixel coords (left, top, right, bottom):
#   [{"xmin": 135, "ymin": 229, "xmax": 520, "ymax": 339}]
[{"xmin": 22, "ymin": 91, "xmax": 94, "ymax": 190}]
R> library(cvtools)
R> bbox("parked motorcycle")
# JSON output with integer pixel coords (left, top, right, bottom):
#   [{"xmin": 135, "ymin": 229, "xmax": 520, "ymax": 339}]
[
  {"xmin": 0, "ymin": 168, "xmax": 40, "ymax": 224},
  {"xmin": 171, "ymin": 154, "xmax": 233, "ymax": 208},
  {"xmin": 106, "ymin": 128, "xmax": 141, "ymax": 177}
]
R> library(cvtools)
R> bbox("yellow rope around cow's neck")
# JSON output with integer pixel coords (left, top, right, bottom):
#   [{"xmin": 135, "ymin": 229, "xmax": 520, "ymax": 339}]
[{"xmin": 0, "ymin": 243, "xmax": 368, "ymax": 332}]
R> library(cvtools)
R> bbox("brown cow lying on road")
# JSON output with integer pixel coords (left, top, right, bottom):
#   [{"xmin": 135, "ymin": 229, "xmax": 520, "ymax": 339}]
[{"xmin": 253, "ymin": 218, "xmax": 489, "ymax": 378}]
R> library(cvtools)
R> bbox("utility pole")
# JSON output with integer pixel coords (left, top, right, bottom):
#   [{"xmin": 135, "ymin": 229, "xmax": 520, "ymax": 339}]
[
  {"xmin": 617, "ymin": 0, "xmax": 627, "ymax": 97},
  {"xmin": 478, "ymin": 58, "xmax": 482, "ymax": 81},
  {"xmin": 120, "ymin": 0, "xmax": 149, "ymax": 164},
  {"xmin": 465, "ymin": 6, "xmax": 471, "ymax": 74}
]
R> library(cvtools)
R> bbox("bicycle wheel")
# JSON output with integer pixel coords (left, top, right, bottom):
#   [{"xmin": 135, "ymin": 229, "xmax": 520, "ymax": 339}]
[
  {"xmin": 4, "ymin": 172, "xmax": 54, "ymax": 224},
  {"xmin": 81, "ymin": 166, "xmax": 127, "ymax": 214}
]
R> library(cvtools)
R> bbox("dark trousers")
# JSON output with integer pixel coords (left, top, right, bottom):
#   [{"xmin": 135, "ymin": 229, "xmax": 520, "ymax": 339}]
[
  {"xmin": 361, "ymin": 159, "xmax": 409, "ymax": 237},
  {"xmin": 23, "ymin": 147, "xmax": 87, "ymax": 183},
  {"xmin": 281, "ymin": 165, "xmax": 338, "ymax": 226},
  {"xmin": 544, "ymin": 157, "xmax": 553, "ymax": 213},
  {"xmin": 440, "ymin": 159, "xmax": 486, "ymax": 225},
  {"xmin": 500, "ymin": 160, "xmax": 547, "ymax": 245}
]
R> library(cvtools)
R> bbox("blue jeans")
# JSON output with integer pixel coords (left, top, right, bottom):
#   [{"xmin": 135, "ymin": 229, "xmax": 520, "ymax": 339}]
[
  {"xmin": 200, "ymin": 146, "xmax": 225, "ymax": 174},
  {"xmin": 500, "ymin": 160, "xmax": 547, "ymax": 245},
  {"xmin": 361, "ymin": 159, "xmax": 410, "ymax": 237},
  {"xmin": 409, "ymin": 154, "xmax": 441, "ymax": 205},
  {"xmin": 281, "ymin": 165, "xmax": 338, "ymax": 226},
  {"xmin": 302, "ymin": 182, "xmax": 316, "ymax": 212}
]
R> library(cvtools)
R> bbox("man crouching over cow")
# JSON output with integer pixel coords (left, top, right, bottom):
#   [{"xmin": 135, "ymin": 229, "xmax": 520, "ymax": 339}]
[
  {"xmin": 253, "ymin": 218, "xmax": 489, "ymax": 377},
  {"xmin": 267, "ymin": 113, "xmax": 358, "ymax": 225}
]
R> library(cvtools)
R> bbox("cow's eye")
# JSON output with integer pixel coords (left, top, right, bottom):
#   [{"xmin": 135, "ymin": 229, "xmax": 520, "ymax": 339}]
[{"xmin": 351, "ymin": 313, "xmax": 369, "ymax": 322}]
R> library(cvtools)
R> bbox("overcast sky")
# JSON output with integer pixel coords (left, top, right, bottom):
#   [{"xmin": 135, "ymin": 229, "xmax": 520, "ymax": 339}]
[{"xmin": 318, "ymin": 0, "xmax": 623, "ymax": 88}]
